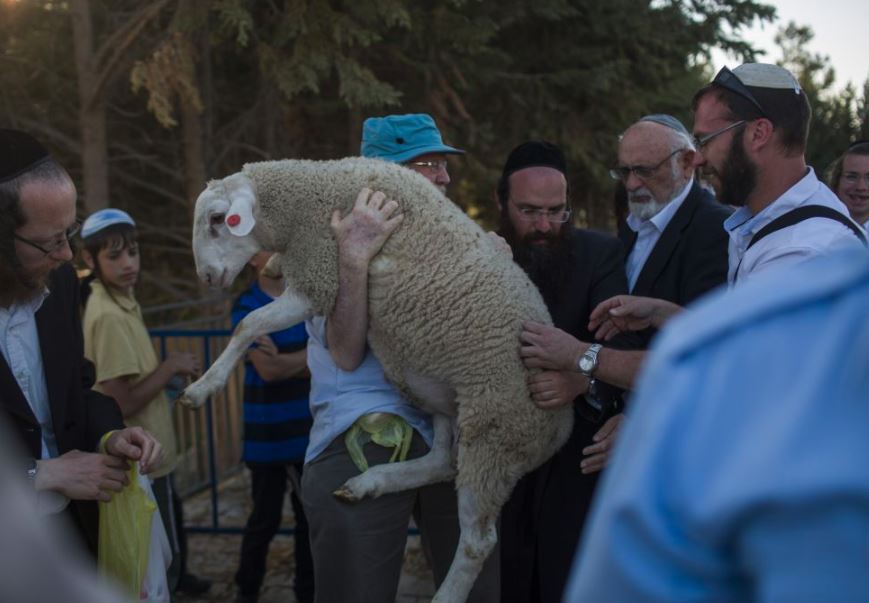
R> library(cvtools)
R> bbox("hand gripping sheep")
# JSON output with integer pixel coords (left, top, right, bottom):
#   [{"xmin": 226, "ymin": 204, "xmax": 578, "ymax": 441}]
[{"xmin": 181, "ymin": 157, "xmax": 573, "ymax": 602}]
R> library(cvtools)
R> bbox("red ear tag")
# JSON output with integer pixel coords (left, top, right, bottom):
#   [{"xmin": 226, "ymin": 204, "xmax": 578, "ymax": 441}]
[{"xmin": 227, "ymin": 214, "xmax": 241, "ymax": 227}]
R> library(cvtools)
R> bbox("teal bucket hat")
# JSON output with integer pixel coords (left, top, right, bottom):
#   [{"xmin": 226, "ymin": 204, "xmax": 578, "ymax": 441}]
[{"xmin": 361, "ymin": 113, "xmax": 465, "ymax": 164}]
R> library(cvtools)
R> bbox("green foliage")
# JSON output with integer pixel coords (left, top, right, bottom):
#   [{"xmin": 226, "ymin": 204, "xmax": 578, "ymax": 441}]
[
  {"xmin": 130, "ymin": 33, "xmax": 203, "ymax": 128},
  {"xmin": 773, "ymin": 22, "xmax": 868, "ymax": 181},
  {"xmin": 213, "ymin": 0, "xmax": 254, "ymax": 47},
  {"xmin": 6, "ymin": 0, "xmax": 867, "ymax": 323}
]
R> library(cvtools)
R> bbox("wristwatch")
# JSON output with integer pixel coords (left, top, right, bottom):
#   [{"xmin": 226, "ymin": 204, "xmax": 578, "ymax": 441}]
[
  {"xmin": 26, "ymin": 458, "xmax": 38, "ymax": 481},
  {"xmin": 576, "ymin": 343, "xmax": 603, "ymax": 377}
]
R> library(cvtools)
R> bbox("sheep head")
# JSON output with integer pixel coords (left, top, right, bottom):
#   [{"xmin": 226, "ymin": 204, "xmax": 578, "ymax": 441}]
[{"xmin": 192, "ymin": 172, "xmax": 264, "ymax": 289}]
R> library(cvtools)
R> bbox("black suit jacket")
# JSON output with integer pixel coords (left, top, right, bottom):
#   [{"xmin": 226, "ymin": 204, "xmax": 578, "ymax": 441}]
[
  {"xmin": 0, "ymin": 263, "xmax": 124, "ymax": 555},
  {"xmin": 501, "ymin": 227, "xmax": 636, "ymax": 603},
  {"xmin": 620, "ymin": 182, "xmax": 732, "ymax": 347}
]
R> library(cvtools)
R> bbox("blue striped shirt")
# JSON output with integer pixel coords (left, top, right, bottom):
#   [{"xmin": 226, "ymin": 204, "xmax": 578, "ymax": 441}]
[{"xmin": 232, "ymin": 284, "xmax": 312, "ymax": 465}]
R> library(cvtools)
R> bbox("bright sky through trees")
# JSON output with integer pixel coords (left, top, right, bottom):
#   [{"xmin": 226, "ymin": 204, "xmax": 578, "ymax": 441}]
[{"xmin": 714, "ymin": 0, "xmax": 867, "ymax": 91}]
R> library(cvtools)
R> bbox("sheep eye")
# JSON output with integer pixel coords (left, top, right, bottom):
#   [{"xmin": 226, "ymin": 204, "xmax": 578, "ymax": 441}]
[{"xmin": 210, "ymin": 213, "xmax": 225, "ymax": 227}]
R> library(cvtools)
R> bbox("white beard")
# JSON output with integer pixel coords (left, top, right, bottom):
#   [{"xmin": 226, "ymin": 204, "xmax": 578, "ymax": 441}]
[{"xmin": 628, "ymin": 197, "xmax": 670, "ymax": 221}]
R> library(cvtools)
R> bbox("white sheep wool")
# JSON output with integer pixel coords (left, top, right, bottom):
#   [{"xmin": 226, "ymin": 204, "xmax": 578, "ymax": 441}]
[{"xmin": 188, "ymin": 157, "xmax": 574, "ymax": 603}]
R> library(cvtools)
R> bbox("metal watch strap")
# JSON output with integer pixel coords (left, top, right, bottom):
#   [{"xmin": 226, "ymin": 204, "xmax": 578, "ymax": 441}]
[
  {"xmin": 577, "ymin": 343, "xmax": 603, "ymax": 376},
  {"xmin": 26, "ymin": 458, "xmax": 38, "ymax": 480}
]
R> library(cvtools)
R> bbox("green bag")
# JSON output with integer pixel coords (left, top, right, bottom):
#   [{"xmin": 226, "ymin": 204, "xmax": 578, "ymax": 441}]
[{"xmin": 345, "ymin": 412, "xmax": 413, "ymax": 473}]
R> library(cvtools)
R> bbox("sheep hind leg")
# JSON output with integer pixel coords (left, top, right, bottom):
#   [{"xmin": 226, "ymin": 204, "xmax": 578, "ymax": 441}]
[
  {"xmin": 179, "ymin": 287, "xmax": 312, "ymax": 408},
  {"xmin": 430, "ymin": 485, "xmax": 498, "ymax": 603},
  {"xmin": 334, "ymin": 413, "xmax": 456, "ymax": 501}
]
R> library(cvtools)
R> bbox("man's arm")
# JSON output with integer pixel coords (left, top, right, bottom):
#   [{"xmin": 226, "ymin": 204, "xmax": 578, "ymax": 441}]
[
  {"xmin": 589, "ymin": 295, "xmax": 684, "ymax": 341},
  {"xmin": 248, "ymin": 335, "xmax": 308, "ymax": 382},
  {"xmin": 326, "ymin": 188, "xmax": 403, "ymax": 371},
  {"xmin": 97, "ymin": 352, "xmax": 199, "ymax": 418},
  {"xmin": 520, "ymin": 322, "xmax": 645, "ymax": 391},
  {"xmin": 527, "ymin": 370, "xmax": 589, "ymax": 409},
  {"xmin": 34, "ymin": 450, "xmax": 129, "ymax": 502}
]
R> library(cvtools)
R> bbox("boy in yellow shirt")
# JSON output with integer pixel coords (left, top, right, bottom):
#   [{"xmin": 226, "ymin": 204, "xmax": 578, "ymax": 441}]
[{"xmin": 80, "ymin": 208, "xmax": 210, "ymax": 596}]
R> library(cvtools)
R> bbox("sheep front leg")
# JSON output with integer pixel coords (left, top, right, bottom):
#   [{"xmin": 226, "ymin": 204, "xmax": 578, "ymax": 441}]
[
  {"xmin": 179, "ymin": 288, "xmax": 312, "ymax": 408},
  {"xmin": 334, "ymin": 413, "xmax": 457, "ymax": 501}
]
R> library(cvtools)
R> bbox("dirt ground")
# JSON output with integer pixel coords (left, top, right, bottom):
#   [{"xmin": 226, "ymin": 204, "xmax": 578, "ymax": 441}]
[{"xmin": 177, "ymin": 469, "xmax": 435, "ymax": 602}]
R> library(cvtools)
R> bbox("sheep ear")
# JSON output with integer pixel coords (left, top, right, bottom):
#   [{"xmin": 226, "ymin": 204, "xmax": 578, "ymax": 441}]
[{"xmin": 224, "ymin": 173, "xmax": 257, "ymax": 237}]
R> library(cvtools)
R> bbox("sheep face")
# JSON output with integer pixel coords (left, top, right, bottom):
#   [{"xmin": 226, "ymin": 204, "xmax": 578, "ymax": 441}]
[{"xmin": 192, "ymin": 173, "xmax": 263, "ymax": 289}]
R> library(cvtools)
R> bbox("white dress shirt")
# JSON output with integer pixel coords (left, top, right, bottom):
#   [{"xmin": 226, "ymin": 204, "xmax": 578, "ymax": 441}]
[
  {"xmin": 0, "ymin": 291, "xmax": 70, "ymax": 514},
  {"xmin": 0, "ymin": 291, "xmax": 57, "ymax": 459},
  {"xmin": 625, "ymin": 179, "xmax": 693, "ymax": 292},
  {"xmin": 724, "ymin": 168, "xmax": 864, "ymax": 286}
]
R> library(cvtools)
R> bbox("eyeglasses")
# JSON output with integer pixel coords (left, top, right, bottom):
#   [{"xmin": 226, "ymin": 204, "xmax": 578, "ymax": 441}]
[
  {"xmin": 711, "ymin": 66, "xmax": 768, "ymax": 117},
  {"xmin": 842, "ymin": 172, "xmax": 869, "ymax": 186},
  {"xmin": 692, "ymin": 120, "xmax": 747, "ymax": 150},
  {"xmin": 511, "ymin": 203, "xmax": 572, "ymax": 223},
  {"xmin": 609, "ymin": 149, "xmax": 685, "ymax": 182},
  {"xmin": 406, "ymin": 160, "xmax": 448, "ymax": 171},
  {"xmin": 14, "ymin": 220, "xmax": 81, "ymax": 256}
]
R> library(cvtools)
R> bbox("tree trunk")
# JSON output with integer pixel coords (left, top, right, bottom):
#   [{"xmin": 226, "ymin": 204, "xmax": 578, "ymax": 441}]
[
  {"xmin": 69, "ymin": 0, "xmax": 110, "ymax": 213},
  {"xmin": 181, "ymin": 98, "xmax": 206, "ymax": 211}
]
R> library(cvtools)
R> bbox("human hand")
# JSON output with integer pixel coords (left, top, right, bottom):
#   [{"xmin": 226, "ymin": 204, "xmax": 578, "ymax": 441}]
[
  {"xmin": 34, "ymin": 450, "xmax": 129, "ymax": 502},
  {"xmin": 331, "ymin": 188, "xmax": 404, "ymax": 267},
  {"xmin": 105, "ymin": 426, "xmax": 163, "ymax": 475},
  {"xmin": 588, "ymin": 295, "xmax": 682, "ymax": 340},
  {"xmin": 580, "ymin": 413, "xmax": 624, "ymax": 474},
  {"xmin": 165, "ymin": 351, "xmax": 200, "ymax": 377},
  {"xmin": 519, "ymin": 321, "xmax": 585, "ymax": 371},
  {"xmin": 527, "ymin": 371, "xmax": 589, "ymax": 409},
  {"xmin": 252, "ymin": 335, "xmax": 278, "ymax": 356}
]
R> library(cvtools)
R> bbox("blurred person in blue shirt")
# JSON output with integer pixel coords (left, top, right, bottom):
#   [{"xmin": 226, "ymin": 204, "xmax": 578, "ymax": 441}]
[
  {"xmin": 565, "ymin": 248, "xmax": 869, "ymax": 603},
  {"xmin": 232, "ymin": 252, "xmax": 314, "ymax": 603}
]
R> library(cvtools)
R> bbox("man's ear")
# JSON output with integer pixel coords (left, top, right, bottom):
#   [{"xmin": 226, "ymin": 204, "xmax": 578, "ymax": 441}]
[
  {"xmin": 493, "ymin": 188, "xmax": 504, "ymax": 213},
  {"xmin": 81, "ymin": 248, "xmax": 95, "ymax": 271},
  {"xmin": 680, "ymin": 149, "xmax": 697, "ymax": 173},
  {"xmin": 748, "ymin": 118, "xmax": 776, "ymax": 151}
]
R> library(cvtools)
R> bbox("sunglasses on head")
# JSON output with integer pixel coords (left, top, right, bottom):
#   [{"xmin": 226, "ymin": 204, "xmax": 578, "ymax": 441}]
[{"xmin": 711, "ymin": 67, "xmax": 767, "ymax": 117}]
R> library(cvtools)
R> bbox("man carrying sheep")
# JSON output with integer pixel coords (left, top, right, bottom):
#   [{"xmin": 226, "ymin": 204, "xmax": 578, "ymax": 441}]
[
  {"xmin": 496, "ymin": 140, "xmax": 638, "ymax": 603},
  {"xmin": 299, "ymin": 113, "xmax": 499, "ymax": 603}
]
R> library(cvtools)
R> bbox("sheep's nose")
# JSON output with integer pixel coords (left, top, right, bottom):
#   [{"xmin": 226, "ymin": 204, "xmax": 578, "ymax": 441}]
[{"xmin": 203, "ymin": 271, "xmax": 213, "ymax": 286}]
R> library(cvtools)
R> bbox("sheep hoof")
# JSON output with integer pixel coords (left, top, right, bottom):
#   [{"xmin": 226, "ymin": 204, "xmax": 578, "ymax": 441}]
[
  {"xmin": 332, "ymin": 485, "xmax": 361, "ymax": 502},
  {"xmin": 177, "ymin": 391, "xmax": 203, "ymax": 409},
  {"xmin": 178, "ymin": 380, "xmax": 209, "ymax": 409}
]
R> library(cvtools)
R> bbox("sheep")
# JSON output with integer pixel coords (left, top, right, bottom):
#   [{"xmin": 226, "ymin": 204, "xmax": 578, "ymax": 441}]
[{"xmin": 180, "ymin": 157, "xmax": 574, "ymax": 602}]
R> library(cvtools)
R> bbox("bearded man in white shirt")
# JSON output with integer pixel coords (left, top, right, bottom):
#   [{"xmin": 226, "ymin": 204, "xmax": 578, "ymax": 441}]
[{"xmin": 0, "ymin": 129, "xmax": 162, "ymax": 558}]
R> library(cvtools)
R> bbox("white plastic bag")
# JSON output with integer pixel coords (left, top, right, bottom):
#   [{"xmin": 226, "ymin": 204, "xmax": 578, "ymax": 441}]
[{"xmin": 138, "ymin": 473, "xmax": 172, "ymax": 603}]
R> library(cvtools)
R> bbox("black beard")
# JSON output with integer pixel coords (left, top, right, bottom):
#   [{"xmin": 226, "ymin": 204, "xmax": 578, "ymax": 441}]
[
  {"xmin": 718, "ymin": 130, "xmax": 757, "ymax": 208},
  {"xmin": 0, "ymin": 258, "xmax": 46, "ymax": 307},
  {"xmin": 499, "ymin": 215, "xmax": 574, "ymax": 311}
]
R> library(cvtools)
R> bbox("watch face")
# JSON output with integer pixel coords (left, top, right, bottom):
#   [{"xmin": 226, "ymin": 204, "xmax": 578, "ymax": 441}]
[{"xmin": 579, "ymin": 356, "xmax": 593, "ymax": 372}]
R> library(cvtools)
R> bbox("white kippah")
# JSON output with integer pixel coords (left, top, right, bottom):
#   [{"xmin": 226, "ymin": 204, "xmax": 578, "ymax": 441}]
[{"xmin": 733, "ymin": 63, "xmax": 802, "ymax": 94}]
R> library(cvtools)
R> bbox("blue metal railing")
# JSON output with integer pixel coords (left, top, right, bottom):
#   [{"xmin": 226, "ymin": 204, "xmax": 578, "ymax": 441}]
[{"xmin": 150, "ymin": 328, "xmax": 262, "ymax": 535}]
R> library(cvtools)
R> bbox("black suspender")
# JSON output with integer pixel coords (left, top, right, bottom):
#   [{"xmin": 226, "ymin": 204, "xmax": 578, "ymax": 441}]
[{"xmin": 747, "ymin": 205, "xmax": 867, "ymax": 250}]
